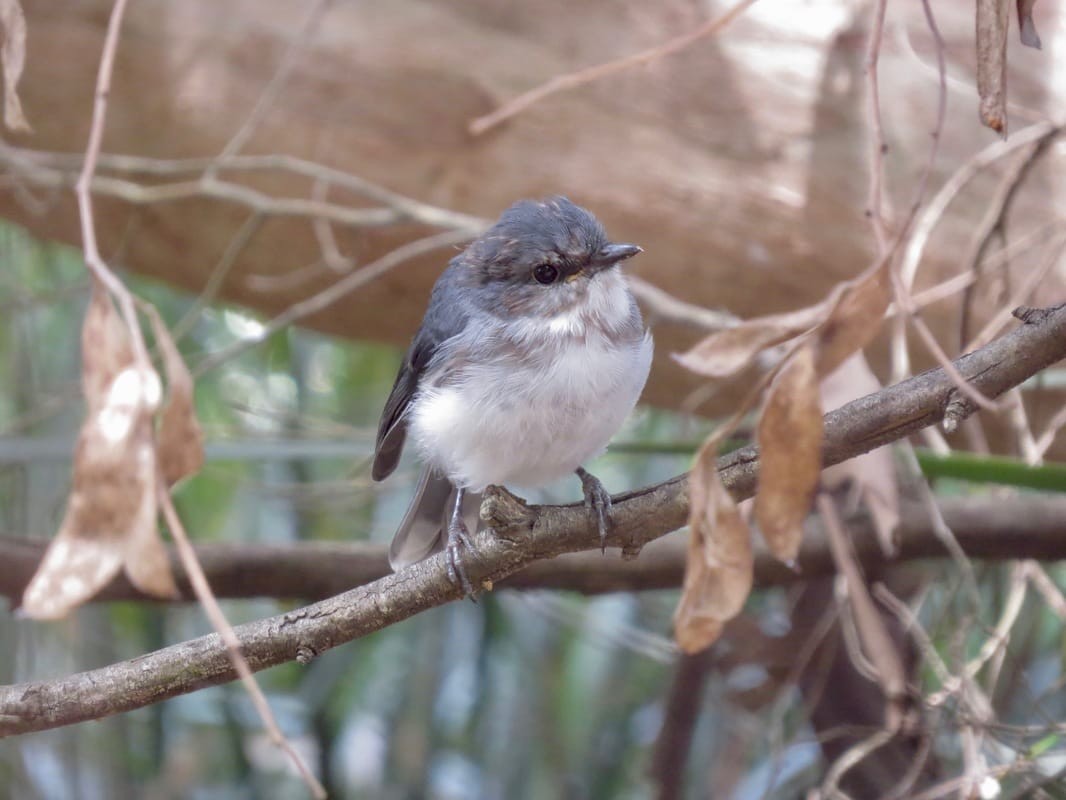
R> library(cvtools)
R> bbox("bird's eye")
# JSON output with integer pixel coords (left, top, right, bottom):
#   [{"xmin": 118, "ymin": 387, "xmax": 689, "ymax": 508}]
[{"xmin": 532, "ymin": 263, "xmax": 559, "ymax": 285}]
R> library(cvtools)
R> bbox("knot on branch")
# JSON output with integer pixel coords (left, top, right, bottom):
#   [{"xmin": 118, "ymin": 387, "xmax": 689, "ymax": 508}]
[
  {"xmin": 480, "ymin": 486, "xmax": 536, "ymax": 533},
  {"xmin": 942, "ymin": 392, "xmax": 975, "ymax": 433},
  {"xmin": 1012, "ymin": 304, "xmax": 1063, "ymax": 325}
]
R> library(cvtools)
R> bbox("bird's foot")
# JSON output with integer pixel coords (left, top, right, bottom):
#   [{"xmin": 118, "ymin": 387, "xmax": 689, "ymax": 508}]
[
  {"xmin": 576, "ymin": 467, "xmax": 612, "ymax": 553},
  {"xmin": 445, "ymin": 516, "xmax": 477, "ymax": 597}
]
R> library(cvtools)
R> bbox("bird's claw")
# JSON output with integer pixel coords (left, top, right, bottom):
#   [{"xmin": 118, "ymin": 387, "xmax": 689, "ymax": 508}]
[
  {"xmin": 445, "ymin": 517, "xmax": 477, "ymax": 598},
  {"xmin": 577, "ymin": 467, "xmax": 613, "ymax": 553}
]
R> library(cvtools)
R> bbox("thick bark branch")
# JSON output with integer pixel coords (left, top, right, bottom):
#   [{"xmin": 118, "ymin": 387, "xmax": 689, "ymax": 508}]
[
  {"xmin": 3, "ymin": 494, "xmax": 1066, "ymax": 601},
  {"xmin": 1, "ymin": 304, "xmax": 1064, "ymax": 737}
]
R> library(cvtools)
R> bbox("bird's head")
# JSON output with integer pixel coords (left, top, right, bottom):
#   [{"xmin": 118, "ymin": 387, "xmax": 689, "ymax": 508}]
[{"xmin": 458, "ymin": 196, "xmax": 641, "ymax": 319}]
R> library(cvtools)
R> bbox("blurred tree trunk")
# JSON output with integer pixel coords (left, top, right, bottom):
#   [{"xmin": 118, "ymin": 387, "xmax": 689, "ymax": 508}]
[{"xmin": 3, "ymin": 1, "xmax": 1063, "ymax": 417}]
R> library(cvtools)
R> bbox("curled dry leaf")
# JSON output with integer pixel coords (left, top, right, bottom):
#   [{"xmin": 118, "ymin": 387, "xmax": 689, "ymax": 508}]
[
  {"xmin": 147, "ymin": 306, "xmax": 204, "ymax": 485},
  {"xmin": 754, "ymin": 341, "xmax": 823, "ymax": 563},
  {"xmin": 821, "ymin": 353, "xmax": 900, "ymax": 556},
  {"xmin": 1017, "ymin": 0, "xmax": 1041, "ymax": 48},
  {"xmin": 814, "ymin": 262, "xmax": 891, "ymax": 377},
  {"xmin": 672, "ymin": 301, "xmax": 828, "ymax": 379},
  {"xmin": 21, "ymin": 289, "xmax": 178, "ymax": 618},
  {"xmin": 674, "ymin": 437, "xmax": 753, "ymax": 653},
  {"xmin": 80, "ymin": 285, "xmax": 133, "ymax": 406},
  {"xmin": 976, "ymin": 0, "xmax": 1010, "ymax": 134},
  {"xmin": 0, "ymin": 0, "xmax": 29, "ymax": 132}
]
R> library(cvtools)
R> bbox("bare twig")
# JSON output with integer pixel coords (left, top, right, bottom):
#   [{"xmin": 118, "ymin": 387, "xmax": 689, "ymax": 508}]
[
  {"xmin": 958, "ymin": 135, "xmax": 1054, "ymax": 348},
  {"xmin": 171, "ymin": 212, "xmax": 264, "ymax": 342},
  {"xmin": 159, "ymin": 482, "xmax": 326, "ymax": 798},
  {"xmin": 818, "ymin": 494, "xmax": 907, "ymax": 730},
  {"xmin": 74, "ymin": 0, "xmax": 151, "ymax": 374},
  {"xmin": 193, "ymin": 227, "xmax": 475, "ymax": 376},
  {"xmin": 210, "ymin": 0, "xmax": 333, "ymax": 171},
  {"xmin": 1034, "ymin": 401, "xmax": 1066, "ymax": 460},
  {"xmin": 310, "ymin": 179, "xmax": 355, "ymax": 272},
  {"xmin": 964, "ymin": 237, "xmax": 1064, "ymax": 352},
  {"xmin": 628, "ymin": 275, "xmax": 740, "ymax": 332},
  {"xmin": 821, "ymin": 728, "xmax": 896, "ymax": 800},
  {"xmin": 893, "ymin": 122, "xmax": 1059, "ymax": 382},
  {"xmin": 468, "ymin": 0, "xmax": 759, "ymax": 135},
  {"xmin": 0, "ymin": 146, "xmax": 488, "ymax": 233},
  {"xmin": 863, "ymin": 0, "xmax": 891, "ymax": 254}
]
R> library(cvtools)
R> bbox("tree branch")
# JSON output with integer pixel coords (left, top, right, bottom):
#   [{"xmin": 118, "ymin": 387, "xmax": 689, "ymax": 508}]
[
  {"xmin": 3, "ymin": 494, "xmax": 1066, "ymax": 602},
  {"xmin": 1, "ymin": 303, "xmax": 1064, "ymax": 737}
]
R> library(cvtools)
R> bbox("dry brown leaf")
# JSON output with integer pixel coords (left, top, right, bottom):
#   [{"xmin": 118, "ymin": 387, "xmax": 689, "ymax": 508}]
[
  {"xmin": 1017, "ymin": 0, "xmax": 1041, "ymax": 48},
  {"xmin": 81, "ymin": 285, "xmax": 134, "ymax": 407},
  {"xmin": 976, "ymin": 0, "xmax": 1010, "ymax": 134},
  {"xmin": 754, "ymin": 341, "xmax": 823, "ymax": 563},
  {"xmin": 672, "ymin": 301, "xmax": 828, "ymax": 379},
  {"xmin": 147, "ymin": 307, "xmax": 204, "ymax": 485},
  {"xmin": 22, "ymin": 364, "xmax": 175, "ymax": 616},
  {"xmin": 813, "ymin": 264, "xmax": 891, "ymax": 377},
  {"xmin": 821, "ymin": 353, "xmax": 900, "ymax": 556},
  {"xmin": 674, "ymin": 438, "xmax": 753, "ymax": 653},
  {"xmin": 21, "ymin": 294, "xmax": 177, "ymax": 618},
  {"xmin": 0, "ymin": 0, "xmax": 29, "ymax": 132}
]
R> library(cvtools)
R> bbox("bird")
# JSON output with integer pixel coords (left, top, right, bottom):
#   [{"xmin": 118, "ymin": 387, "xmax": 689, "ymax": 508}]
[{"xmin": 372, "ymin": 196, "xmax": 653, "ymax": 592}]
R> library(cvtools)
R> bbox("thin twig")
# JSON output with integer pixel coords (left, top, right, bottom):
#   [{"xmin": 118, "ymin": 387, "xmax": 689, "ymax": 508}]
[
  {"xmin": 628, "ymin": 275, "xmax": 740, "ymax": 332},
  {"xmin": 957, "ymin": 135, "xmax": 1054, "ymax": 349},
  {"xmin": 818, "ymin": 494, "xmax": 907, "ymax": 730},
  {"xmin": 158, "ymin": 482, "xmax": 327, "ymax": 799},
  {"xmin": 468, "ymin": 0, "xmax": 759, "ymax": 135},
  {"xmin": 863, "ymin": 0, "xmax": 891, "ymax": 255},
  {"xmin": 193, "ymin": 227, "xmax": 475, "ymax": 376},
  {"xmin": 1034, "ymin": 401, "xmax": 1066, "ymax": 460},
  {"xmin": 0, "ymin": 145, "xmax": 489, "ymax": 233},
  {"xmin": 893, "ymin": 122, "xmax": 1059, "ymax": 382},
  {"xmin": 209, "ymin": 0, "xmax": 333, "ymax": 171},
  {"xmin": 74, "ymin": 0, "xmax": 152, "ymax": 374},
  {"xmin": 171, "ymin": 212, "xmax": 265, "ymax": 343},
  {"xmin": 311, "ymin": 179, "xmax": 355, "ymax": 272}
]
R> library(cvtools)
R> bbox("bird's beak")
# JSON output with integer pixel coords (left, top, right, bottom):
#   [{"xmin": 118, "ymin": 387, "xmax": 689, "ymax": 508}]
[{"xmin": 594, "ymin": 243, "xmax": 643, "ymax": 267}]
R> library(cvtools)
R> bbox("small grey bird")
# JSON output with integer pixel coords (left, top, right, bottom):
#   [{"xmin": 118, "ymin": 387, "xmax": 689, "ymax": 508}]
[{"xmin": 372, "ymin": 197, "xmax": 653, "ymax": 591}]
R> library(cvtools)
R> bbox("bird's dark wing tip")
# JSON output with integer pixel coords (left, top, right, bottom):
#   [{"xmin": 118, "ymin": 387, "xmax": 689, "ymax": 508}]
[{"xmin": 371, "ymin": 425, "xmax": 406, "ymax": 481}]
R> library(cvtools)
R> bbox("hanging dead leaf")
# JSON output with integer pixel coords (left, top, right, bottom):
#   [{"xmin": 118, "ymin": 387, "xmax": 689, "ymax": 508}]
[
  {"xmin": 22, "ymin": 363, "xmax": 175, "ymax": 617},
  {"xmin": 0, "ymin": 0, "xmax": 29, "ymax": 132},
  {"xmin": 21, "ymin": 293, "xmax": 177, "ymax": 618},
  {"xmin": 821, "ymin": 353, "xmax": 900, "ymax": 556},
  {"xmin": 674, "ymin": 437, "xmax": 753, "ymax": 653},
  {"xmin": 81, "ymin": 285, "xmax": 134, "ymax": 407},
  {"xmin": 147, "ymin": 307, "xmax": 204, "ymax": 485},
  {"xmin": 1017, "ymin": 0, "xmax": 1041, "ymax": 48},
  {"xmin": 672, "ymin": 300, "xmax": 829, "ymax": 379},
  {"xmin": 754, "ymin": 341, "xmax": 823, "ymax": 563},
  {"xmin": 813, "ymin": 263, "xmax": 891, "ymax": 377},
  {"xmin": 976, "ymin": 0, "xmax": 1010, "ymax": 134}
]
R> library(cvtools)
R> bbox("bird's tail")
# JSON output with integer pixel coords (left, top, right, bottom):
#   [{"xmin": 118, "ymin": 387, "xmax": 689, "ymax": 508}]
[{"xmin": 388, "ymin": 466, "xmax": 482, "ymax": 571}]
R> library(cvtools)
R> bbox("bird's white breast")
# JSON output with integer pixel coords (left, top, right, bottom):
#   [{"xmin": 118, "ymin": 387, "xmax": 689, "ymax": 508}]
[{"xmin": 409, "ymin": 272, "xmax": 652, "ymax": 492}]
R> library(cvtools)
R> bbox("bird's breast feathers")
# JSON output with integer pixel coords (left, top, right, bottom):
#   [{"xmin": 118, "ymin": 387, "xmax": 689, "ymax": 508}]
[{"xmin": 409, "ymin": 274, "xmax": 652, "ymax": 490}]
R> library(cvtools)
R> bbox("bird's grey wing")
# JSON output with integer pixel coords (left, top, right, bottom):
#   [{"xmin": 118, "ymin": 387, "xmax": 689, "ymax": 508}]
[
  {"xmin": 371, "ymin": 266, "xmax": 469, "ymax": 482},
  {"xmin": 388, "ymin": 466, "xmax": 483, "ymax": 570},
  {"xmin": 371, "ymin": 334, "xmax": 431, "ymax": 482}
]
